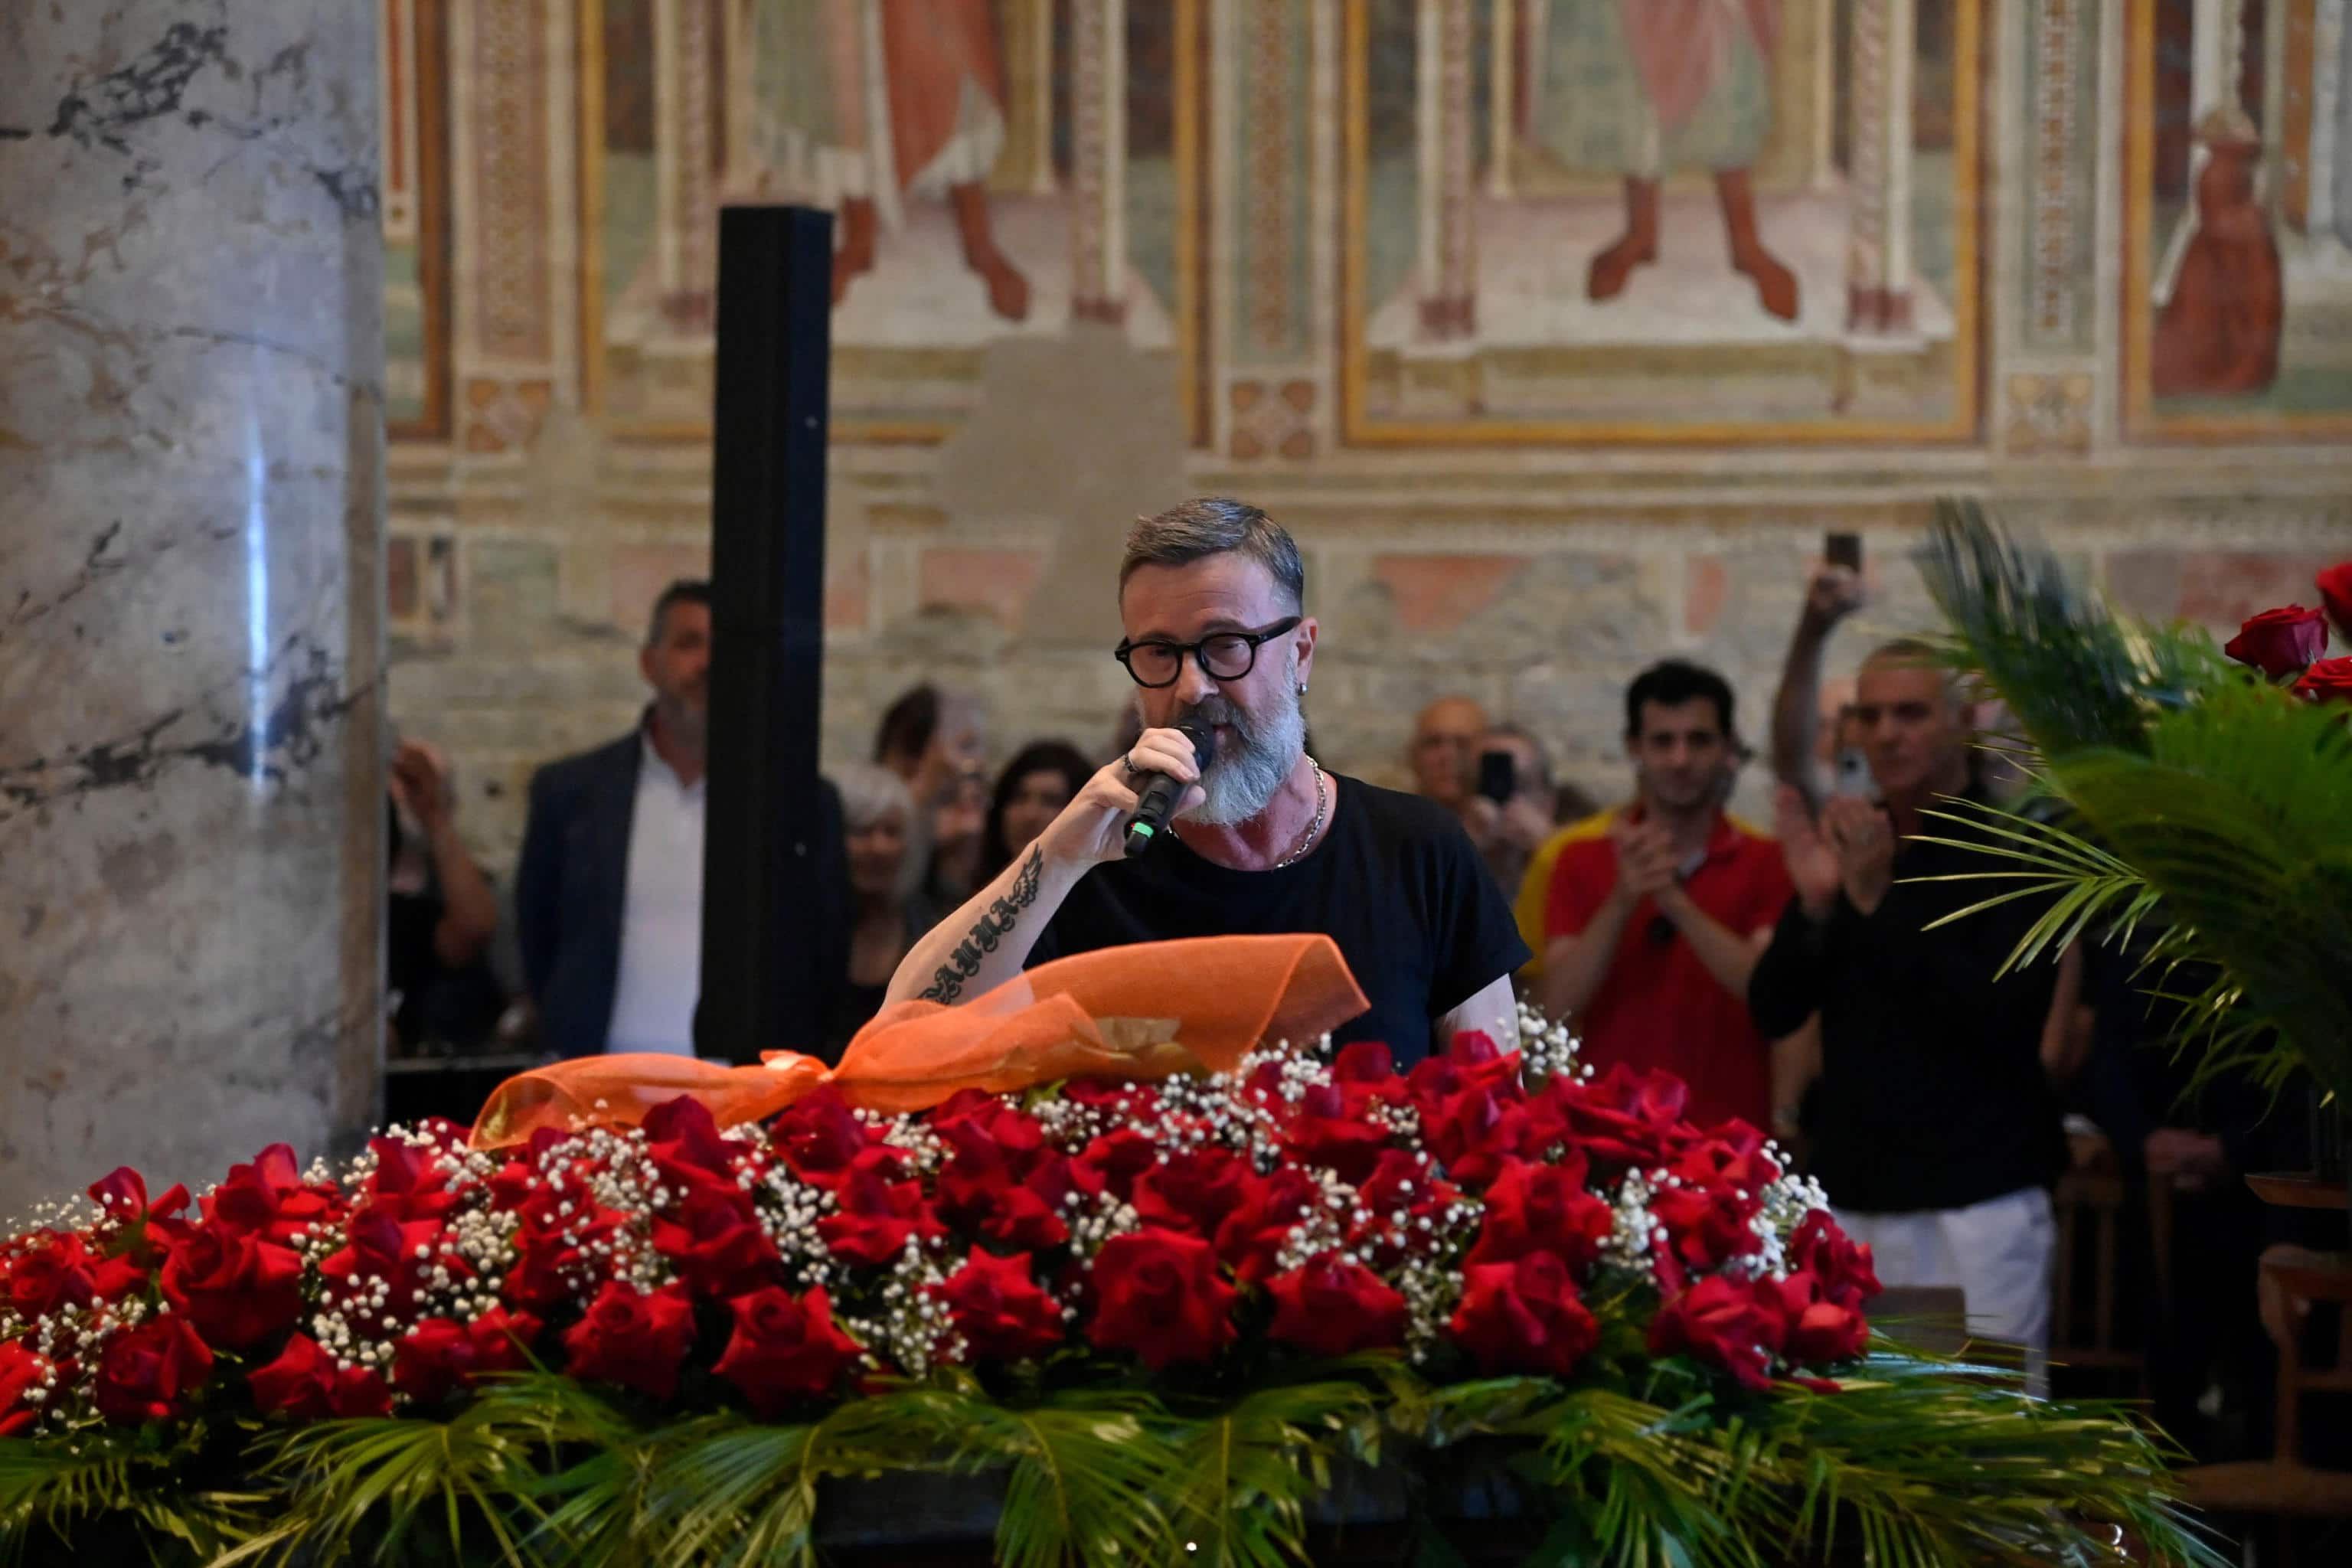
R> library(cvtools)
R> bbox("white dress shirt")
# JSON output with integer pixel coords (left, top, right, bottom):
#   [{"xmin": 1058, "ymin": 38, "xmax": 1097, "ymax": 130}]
[{"xmin": 603, "ymin": 735, "xmax": 704, "ymax": 1055}]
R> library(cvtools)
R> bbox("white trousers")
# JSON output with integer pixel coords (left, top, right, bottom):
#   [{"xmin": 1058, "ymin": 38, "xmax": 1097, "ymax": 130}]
[{"xmin": 1835, "ymin": 1186, "xmax": 2056, "ymax": 1396}]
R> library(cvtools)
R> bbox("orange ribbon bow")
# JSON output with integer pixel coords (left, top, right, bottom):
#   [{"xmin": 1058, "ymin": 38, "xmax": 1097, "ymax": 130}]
[{"xmin": 469, "ymin": 933, "xmax": 1370, "ymax": 1148}]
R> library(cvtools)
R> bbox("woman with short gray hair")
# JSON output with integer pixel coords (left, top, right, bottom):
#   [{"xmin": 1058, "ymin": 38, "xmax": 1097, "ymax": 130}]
[{"xmin": 824, "ymin": 763, "xmax": 936, "ymax": 1054}]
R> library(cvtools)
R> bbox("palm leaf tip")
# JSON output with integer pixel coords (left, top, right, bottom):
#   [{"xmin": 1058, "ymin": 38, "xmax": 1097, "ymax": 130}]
[{"xmin": 1919, "ymin": 498, "xmax": 2215, "ymax": 760}]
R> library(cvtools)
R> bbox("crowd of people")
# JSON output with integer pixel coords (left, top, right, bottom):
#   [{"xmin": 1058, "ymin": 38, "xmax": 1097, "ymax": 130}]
[{"xmin": 384, "ymin": 498, "xmax": 2311, "ymax": 1459}]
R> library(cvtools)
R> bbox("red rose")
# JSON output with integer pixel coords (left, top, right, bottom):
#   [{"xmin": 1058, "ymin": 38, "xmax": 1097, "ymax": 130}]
[
  {"xmin": 1266, "ymin": 1256, "xmax": 1408, "ymax": 1357},
  {"xmin": 1349, "ymin": 1151, "xmax": 1468, "ymax": 1266},
  {"xmin": 364, "ymin": 1136, "xmax": 460, "ymax": 1224},
  {"xmin": 1649, "ymin": 1274, "xmax": 1787, "ymax": 1393},
  {"xmin": 93, "ymin": 1315, "xmax": 213, "ymax": 1425},
  {"xmin": 503, "ymin": 1188, "xmax": 625, "ymax": 1312},
  {"xmin": 394, "ymin": 1307, "xmax": 544, "ymax": 1404},
  {"xmin": 562, "ymin": 1281, "xmax": 698, "ymax": 1399},
  {"xmin": 1132, "ymin": 1147, "xmax": 1253, "ymax": 1239},
  {"xmin": 207, "ymin": 1143, "xmax": 343, "ymax": 1243},
  {"xmin": 935, "ymin": 1248, "xmax": 1067, "ymax": 1362},
  {"xmin": 1449, "ymin": 1252, "xmax": 1599, "ymax": 1378},
  {"xmin": 1063, "ymin": 1080, "xmax": 1161, "ymax": 1116},
  {"xmin": 1421, "ymin": 1082, "xmax": 1530, "ymax": 1187},
  {"xmin": 817, "ymin": 1155, "xmax": 946, "ymax": 1268},
  {"xmin": 0, "ymin": 1342, "xmax": 53, "ymax": 1436},
  {"xmin": 1674, "ymin": 1122, "xmax": 1782, "ymax": 1194},
  {"xmin": 2319, "ymin": 562, "xmax": 2352, "ymax": 636},
  {"xmin": 2293, "ymin": 655, "xmax": 2352, "ymax": 704},
  {"xmin": 248, "ymin": 1333, "xmax": 390, "ymax": 1420},
  {"xmin": 712, "ymin": 1285, "xmax": 861, "ymax": 1416},
  {"xmin": 1465, "ymin": 1157, "xmax": 1613, "ymax": 1276},
  {"xmin": 1075, "ymin": 1128, "xmax": 1161, "ymax": 1199},
  {"xmin": 1540, "ymin": 1064, "xmax": 1694, "ymax": 1179},
  {"xmin": 645, "ymin": 1096, "xmax": 754, "ymax": 1207},
  {"xmin": 2226, "ymin": 604, "xmax": 2329, "ymax": 678},
  {"xmin": 88, "ymin": 1167, "xmax": 191, "ymax": 1268},
  {"xmin": 1214, "ymin": 1168, "xmax": 1318, "ymax": 1286},
  {"xmin": 1332, "ymin": 1039, "xmax": 1404, "ymax": 1093},
  {"xmin": 1280, "ymin": 1083, "xmax": 1393, "ymax": 1184},
  {"xmin": 89, "ymin": 1167, "xmax": 190, "ymax": 1226},
  {"xmin": 322, "ymin": 1207, "xmax": 463, "ymax": 1334},
  {"xmin": 652, "ymin": 1189, "xmax": 779, "ymax": 1298},
  {"xmin": 1775, "ymin": 1272, "xmax": 1870, "ymax": 1367},
  {"xmin": 1647, "ymin": 1180, "xmax": 1765, "ymax": 1294},
  {"xmin": 159, "ymin": 1223, "xmax": 305, "ymax": 1349},
  {"xmin": 1406, "ymin": 1032, "xmax": 1522, "ymax": 1114},
  {"xmin": 1086, "ymin": 1229, "xmax": 1239, "ymax": 1370},
  {"xmin": 773, "ymin": 1088, "xmax": 890, "ymax": 1185},
  {"xmin": 1786, "ymin": 1210, "xmax": 1880, "ymax": 1308},
  {"xmin": 4, "ymin": 1231, "xmax": 100, "ymax": 1319},
  {"xmin": 936, "ymin": 1119, "xmax": 1083, "ymax": 1251}
]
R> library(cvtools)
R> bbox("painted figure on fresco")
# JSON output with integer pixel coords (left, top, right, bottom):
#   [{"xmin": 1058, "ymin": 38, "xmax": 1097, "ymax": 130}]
[
  {"xmin": 1535, "ymin": 0, "xmax": 1798, "ymax": 322},
  {"xmin": 750, "ymin": 0, "xmax": 1030, "ymax": 320},
  {"xmin": 2152, "ymin": 106, "xmax": 2282, "ymax": 399}
]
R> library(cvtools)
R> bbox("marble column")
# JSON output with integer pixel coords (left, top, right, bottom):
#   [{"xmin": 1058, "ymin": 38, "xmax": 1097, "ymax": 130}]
[{"xmin": 0, "ymin": 2, "xmax": 384, "ymax": 1215}]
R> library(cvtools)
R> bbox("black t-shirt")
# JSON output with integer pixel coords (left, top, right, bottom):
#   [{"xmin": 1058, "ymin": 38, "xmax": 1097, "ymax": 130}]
[
  {"xmin": 1749, "ymin": 788, "xmax": 2066, "ymax": 1213},
  {"xmin": 1026, "ymin": 775, "xmax": 1528, "ymax": 1066}
]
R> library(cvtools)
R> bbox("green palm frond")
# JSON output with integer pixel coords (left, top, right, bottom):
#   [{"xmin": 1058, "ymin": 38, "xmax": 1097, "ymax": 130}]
[
  {"xmin": 225, "ymin": 1397, "xmax": 557, "ymax": 1568},
  {"xmin": 0, "ymin": 1436, "xmax": 260, "ymax": 1566},
  {"xmin": 1919, "ymin": 498, "xmax": 2223, "ymax": 757},
  {"xmin": 1168, "ymin": 1379, "xmax": 1374, "ymax": 1568},
  {"xmin": 1921, "ymin": 498, "xmax": 2352, "ymax": 1109}
]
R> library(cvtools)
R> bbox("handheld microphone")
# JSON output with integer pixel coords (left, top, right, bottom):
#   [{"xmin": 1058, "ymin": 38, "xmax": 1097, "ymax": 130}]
[{"xmin": 1123, "ymin": 716, "xmax": 1213, "ymax": 858}]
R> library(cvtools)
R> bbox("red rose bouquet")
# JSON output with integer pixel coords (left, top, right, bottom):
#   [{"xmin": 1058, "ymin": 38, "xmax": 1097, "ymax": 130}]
[{"xmin": 0, "ymin": 1011, "xmax": 2206, "ymax": 1566}]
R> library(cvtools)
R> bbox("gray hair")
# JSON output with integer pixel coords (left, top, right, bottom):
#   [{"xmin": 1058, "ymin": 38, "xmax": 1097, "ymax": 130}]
[
  {"xmin": 1861, "ymin": 639, "xmax": 1971, "ymax": 713},
  {"xmin": 1120, "ymin": 498, "xmax": 1305, "ymax": 611},
  {"xmin": 832, "ymin": 762, "xmax": 914, "ymax": 833}
]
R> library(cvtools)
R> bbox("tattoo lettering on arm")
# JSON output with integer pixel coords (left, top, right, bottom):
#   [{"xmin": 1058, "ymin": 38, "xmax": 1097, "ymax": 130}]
[{"xmin": 918, "ymin": 848, "xmax": 1046, "ymax": 1004}]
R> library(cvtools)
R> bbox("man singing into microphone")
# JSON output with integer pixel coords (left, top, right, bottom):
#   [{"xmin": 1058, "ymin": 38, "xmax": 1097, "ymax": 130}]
[{"xmin": 886, "ymin": 498, "xmax": 1527, "ymax": 1063}]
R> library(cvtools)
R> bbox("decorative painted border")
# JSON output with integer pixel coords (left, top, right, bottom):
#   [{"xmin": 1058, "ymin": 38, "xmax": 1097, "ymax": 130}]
[
  {"xmin": 2120, "ymin": 0, "xmax": 2352, "ymax": 442},
  {"xmin": 2020, "ymin": 0, "xmax": 2099, "ymax": 354},
  {"xmin": 388, "ymin": 0, "xmax": 454, "ymax": 442},
  {"xmin": 573, "ymin": 0, "xmax": 1208, "ymax": 448},
  {"xmin": 1338, "ymin": 0, "xmax": 1986, "ymax": 447}
]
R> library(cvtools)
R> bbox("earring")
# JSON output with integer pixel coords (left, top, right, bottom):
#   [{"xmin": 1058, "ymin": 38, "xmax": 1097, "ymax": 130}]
[{"xmin": 1296, "ymin": 683, "xmax": 1308, "ymax": 697}]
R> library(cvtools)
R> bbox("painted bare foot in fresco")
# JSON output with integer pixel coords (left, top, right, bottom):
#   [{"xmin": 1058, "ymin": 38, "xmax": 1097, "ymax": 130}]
[
  {"xmin": 1587, "ymin": 178, "xmax": 1661, "ymax": 302},
  {"xmin": 831, "ymin": 198, "xmax": 879, "ymax": 308},
  {"xmin": 1715, "ymin": 168, "xmax": 1799, "ymax": 322},
  {"xmin": 950, "ymin": 181, "xmax": 1030, "ymax": 322}
]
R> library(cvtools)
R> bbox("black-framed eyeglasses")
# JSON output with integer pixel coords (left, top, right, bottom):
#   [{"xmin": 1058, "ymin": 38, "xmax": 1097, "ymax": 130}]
[{"xmin": 1113, "ymin": 617, "xmax": 1302, "ymax": 689}]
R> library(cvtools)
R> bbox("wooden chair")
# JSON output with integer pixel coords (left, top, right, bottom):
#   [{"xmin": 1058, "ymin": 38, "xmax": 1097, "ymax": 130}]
[
  {"xmin": 2049, "ymin": 1166, "xmax": 2148, "ymax": 1396},
  {"xmin": 2177, "ymin": 1251, "xmax": 2352, "ymax": 1564}
]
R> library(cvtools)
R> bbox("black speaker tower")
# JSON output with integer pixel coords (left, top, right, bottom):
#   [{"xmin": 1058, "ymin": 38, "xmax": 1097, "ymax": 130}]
[{"xmin": 697, "ymin": 205, "xmax": 838, "ymax": 1064}]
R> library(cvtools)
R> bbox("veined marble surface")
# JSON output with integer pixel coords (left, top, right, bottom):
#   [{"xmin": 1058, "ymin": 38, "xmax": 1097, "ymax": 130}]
[{"xmin": 0, "ymin": 0, "xmax": 385, "ymax": 1215}]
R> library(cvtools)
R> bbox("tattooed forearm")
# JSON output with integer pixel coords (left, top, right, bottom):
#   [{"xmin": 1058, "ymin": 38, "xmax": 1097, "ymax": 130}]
[{"xmin": 919, "ymin": 847, "xmax": 1046, "ymax": 1004}]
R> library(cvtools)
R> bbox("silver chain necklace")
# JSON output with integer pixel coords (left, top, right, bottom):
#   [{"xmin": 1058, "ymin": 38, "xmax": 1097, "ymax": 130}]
[{"xmin": 1272, "ymin": 760, "xmax": 1328, "ymax": 869}]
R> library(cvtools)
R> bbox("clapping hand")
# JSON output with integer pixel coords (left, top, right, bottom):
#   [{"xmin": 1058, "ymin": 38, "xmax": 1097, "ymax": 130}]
[
  {"xmin": 1774, "ymin": 786, "xmax": 1893, "ymax": 916},
  {"xmin": 1820, "ymin": 795, "xmax": 1895, "ymax": 914},
  {"xmin": 1609, "ymin": 813, "xmax": 1681, "ymax": 902},
  {"xmin": 1774, "ymin": 786, "xmax": 1839, "ymax": 916}
]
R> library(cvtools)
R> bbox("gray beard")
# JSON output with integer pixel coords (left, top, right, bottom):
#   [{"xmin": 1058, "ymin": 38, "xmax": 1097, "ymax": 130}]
[{"xmin": 1178, "ymin": 682, "xmax": 1305, "ymax": 826}]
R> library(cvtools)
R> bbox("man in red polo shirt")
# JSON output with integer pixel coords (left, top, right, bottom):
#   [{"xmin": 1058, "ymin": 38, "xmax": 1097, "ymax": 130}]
[{"xmin": 1536, "ymin": 660, "xmax": 1792, "ymax": 1130}]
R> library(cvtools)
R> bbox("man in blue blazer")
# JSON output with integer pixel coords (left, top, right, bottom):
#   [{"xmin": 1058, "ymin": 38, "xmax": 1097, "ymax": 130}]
[{"xmin": 514, "ymin": 581, "xmax": 846, "ymax": 1061}]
